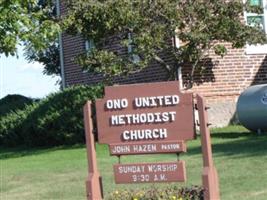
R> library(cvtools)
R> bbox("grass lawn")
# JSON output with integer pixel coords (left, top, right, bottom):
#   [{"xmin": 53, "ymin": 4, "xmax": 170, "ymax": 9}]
[{"xmin": 1, "ymin": 125, "xmax": 267, "ymax": 200}]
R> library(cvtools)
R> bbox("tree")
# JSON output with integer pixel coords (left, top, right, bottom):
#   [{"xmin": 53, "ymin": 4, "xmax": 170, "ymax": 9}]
[
  {"xmin": 25, "ymin": 42, "xmax": 61, "ymax": 76},
  {"xmin": 0, "ymin": 0, "xmax": 59, "ymax": 57},
  {"xmin": 63, "ymin": 0, "xmax": 267, "ymax": 87},
  {"xmin": 24, "ymin": 0, "xmax": 61, "ymax": 78}
]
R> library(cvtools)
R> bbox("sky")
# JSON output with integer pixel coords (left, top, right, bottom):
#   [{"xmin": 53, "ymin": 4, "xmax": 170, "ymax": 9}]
[{"xmin": 0, "ymin": 48, "xmax": 59, "ymax": 99}]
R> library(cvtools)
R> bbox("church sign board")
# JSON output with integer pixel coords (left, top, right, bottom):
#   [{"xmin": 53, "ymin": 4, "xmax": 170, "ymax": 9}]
[
  {"xmin": 83, "ymin": 81, "xmax": 220, "ymax": 200},
  {"xmin": 94, "ymin": 81, "xmax": 195, "ymax": 184},
  {"xmin": 95, "ymin": 81, "xmax": 195, "ymax": 154}
]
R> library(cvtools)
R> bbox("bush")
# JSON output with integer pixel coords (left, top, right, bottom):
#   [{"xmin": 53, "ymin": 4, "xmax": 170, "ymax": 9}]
[
  {"xmin": 0, "ymin": 84, "xmax": 103, "ymax": 147},
  {"xmin": 0, "ymin": 104, "xmax": 37, "ymax": 146},
  {"xmin": 0, "ymin": 94, "xmax": 35, "ymax": 116},
  {"xmin": 107, "ymin": 186, "xmax": 204, "ymax": 200}
]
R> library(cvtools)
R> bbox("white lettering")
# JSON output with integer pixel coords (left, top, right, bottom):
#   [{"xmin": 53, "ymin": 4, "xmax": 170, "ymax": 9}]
[
  {"xmin": 142, "ymin": 97, "xmax": 150, "ymax": 107},
  {"xmin": 132, "ymin": 114, "xmax": 140, "ymax": 124},
  {"xmin": 159, "ymin": 128, "xmax": 167, "ymax": 138},
  {"xmin": 147, "ymin": 113, "xmax": 154, "ymax": 123},
  {"xmin": 106, "ymin": 99, "xmax": 128, "ymax": 110},
  {"xmin": 169, "ymin": 111, "xmax": 176, "ymax": 121},
  {"xmin": 160, "ymin": 174, "xmax": 167, "ymax": 181},
  {"xmin": 106, "ymin": 100, "xmax": 113, "ymax": 109},
  {"xmin": 172, "ymin": 95, "xmax": 180, "ymax": 105},
  {"xmin": 110, "ymin": 111, "xmax": 176, "ymax": 125},
  {"xmin": 118, "ymin": 115, "xmax": 125, "ymax": 124},
  {"xmin": 118, "ymin": 166, "xmax": 145, "ymax": 174},
  {"xmin": 121, "ymin": 99, "xmax": 128, "ymax": 108},
  {"xmin": 161, "ymin": 112, "xmax": 169, "ymax": 122},
  {"xmin": 132, "ymin": 144, "xmax": 157, "ymax": 153},
  {"xmin": 157, "ymin": 96, "xmax": 164, "ymax": 106},
  {"xmin": 122, "ymin": 129, "xmax": 168, "ymax": 141},
  {"xmin": 148, "ymin": 164, "xmax": 178, "ymax": 173},
  {"xmin": 161, "ymin": 144, "xmax": 180, "ymax": 150},
  {"xmin": 164, "ymin": 95, "xmax": 172, "ymax": 105},
  {"xmin": 154, "ymin": 112, "xmax": 162, "ymax": 122},
  {"xmin": 111, "ymin": 115, "xmax": 119, "ymax": 125},
  {"xmin": 112, "ymin": 145, "xmax": 130, "ymax": 154},
  {"xmin": 139, "ymin": 114, "xmax": 147, "ymax": 123},
  {"xmin": 150, "ymin": 96, "xmax": 157, "ymax": 106},
  {"xmin": 134, "ymin": 95, "xmax": 180, "ymax": 108},
  {"xmin": 123, "ymin": 131, "xmax": 130, "ymax": 140}
]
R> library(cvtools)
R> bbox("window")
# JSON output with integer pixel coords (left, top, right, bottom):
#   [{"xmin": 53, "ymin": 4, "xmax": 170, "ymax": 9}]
[
  {"xmin": 246, "ymin": 0, "xmax": 265, "ymax": 31},
  {"xmin": 85, "ymin": 39, "xmax": 94, "ymax": 52},
  {"xmin": 127, "ymin": 33, "xmax": 140, "ymax": 63},
  {"xmin": 244, "ymin": 0, "xmax": 267, "ymax": 54},
  {"xmin": 83, "ymin": 39, "xmax": 95, "ymax": 73}
]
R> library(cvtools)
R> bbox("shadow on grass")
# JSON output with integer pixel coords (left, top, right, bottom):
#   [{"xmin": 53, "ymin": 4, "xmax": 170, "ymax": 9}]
[
  {"xmin": 188, "ymin": 131, "xmax": 267, "ymax": 158},
  {"xmin": 0, "ymin": 144, "xmax": 85, "ymax": 160},
  {"xmin": 210, "ymin": 131, "xmax": 256, "ymax": 139}
]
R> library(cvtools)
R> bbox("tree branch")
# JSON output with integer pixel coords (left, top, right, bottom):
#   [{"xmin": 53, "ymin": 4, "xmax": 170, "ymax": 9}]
[{"xmin": 154, "ymin": 55, "xmax": 172, "ymax": 73}]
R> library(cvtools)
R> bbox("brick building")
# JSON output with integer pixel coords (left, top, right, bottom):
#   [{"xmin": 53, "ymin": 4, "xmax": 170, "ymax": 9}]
[{"xmin": 57, "ymin": 0, "xmax": 267, "ymax": 127}]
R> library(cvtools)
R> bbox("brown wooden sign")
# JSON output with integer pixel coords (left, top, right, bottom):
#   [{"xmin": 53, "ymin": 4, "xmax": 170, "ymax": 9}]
[
  {"xmin": 96, "ymin": 81, "xmax": 195, "ymax": 145},
  {"xmin": 84, "ymin": 81, "xmax": 220, "ymax": 200},
  {"xmin": 109, "ymin": 140, "xmax": 186, "ymax": 155},
  {"xmin": 113, "ymin": 161, "xmax": 186, "ymax": 184}
]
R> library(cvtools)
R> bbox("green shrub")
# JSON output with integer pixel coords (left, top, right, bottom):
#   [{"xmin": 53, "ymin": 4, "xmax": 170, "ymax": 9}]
[
  {"xmin": 0, "ymin": 104, "xmax": 37, "ymax": 146},
  {"xmin": 0, "ymin": 84, "xmax": 103, "ymax": 147},
  {"xmin": 0, "ymin": 94, "xmax": 35, "ymax": 116},
  {"xmin": 107, "ymin": 186, "xmax": 204, "ymax": 200}
]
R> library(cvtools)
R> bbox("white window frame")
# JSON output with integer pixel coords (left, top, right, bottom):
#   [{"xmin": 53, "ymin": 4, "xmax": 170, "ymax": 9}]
[{"xmin": 244, "ymin": 0, "xmax": 267, "ymax": 54}]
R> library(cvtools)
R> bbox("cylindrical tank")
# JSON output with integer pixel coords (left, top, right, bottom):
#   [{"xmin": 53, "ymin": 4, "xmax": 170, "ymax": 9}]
[{"xmin": 237, "ymin": 84, "xmax": 267, "ymax": 132}]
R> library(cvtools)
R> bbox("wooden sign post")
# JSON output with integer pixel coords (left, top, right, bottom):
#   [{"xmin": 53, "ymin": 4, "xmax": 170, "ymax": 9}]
[
  {"xmin": 83, "ymin": 102, "xmax": 103, "ymax": 200},
  {"xmin": 83, "ymin": 81, "xmax": 220, "ymax": 200},
  {"xmin": 196, "ymin": 94, "xmax": 220, "ymax": 200}
]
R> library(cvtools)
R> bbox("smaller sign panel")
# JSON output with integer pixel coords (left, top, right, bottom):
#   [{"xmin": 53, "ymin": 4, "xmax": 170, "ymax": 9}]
[
  {"xmin": 113, "ymin": 161, "xmax": 186, "ymax": 184},
  {"xmin": 109, "ymin": 141, "xmax": 186, "ymax": 155}
]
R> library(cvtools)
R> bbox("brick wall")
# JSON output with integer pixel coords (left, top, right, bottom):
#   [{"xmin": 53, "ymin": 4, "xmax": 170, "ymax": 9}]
[
  {"xmin": 60, "ymin": 0, "xmax": 172, "ymax": 86},
  {"xmin": 187, "ymin": 45, "xmax": 267, "ymax": 99},
  {"xmin": 186, "ymin": 44, "xmax": 267, "ymax": 126},
  {"xmin": 59, "ymin": 0, "xmax": 267, "ymax": 127},
  {"xmin": 61, "ymin": 34, "xmax": 172, "ymax": 86}
]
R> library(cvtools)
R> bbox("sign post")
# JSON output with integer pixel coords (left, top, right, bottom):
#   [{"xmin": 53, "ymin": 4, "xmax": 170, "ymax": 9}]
[
  {"xmin": 84, "ymin": 102, "xmax": 103, "ymax": 200},
  {"xmin": 83, "ymin": 81, "xmax": 220, "ymax": 200},
  {"xmin": 196, "ymin": 94, "xmax": 220, "ymax": 200}
]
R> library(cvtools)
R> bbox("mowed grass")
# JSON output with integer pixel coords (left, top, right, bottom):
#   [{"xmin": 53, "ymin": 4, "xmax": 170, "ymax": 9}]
[{"xmin": 1, "ymin": 125, "xmax": 267, "ymax": 200}]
